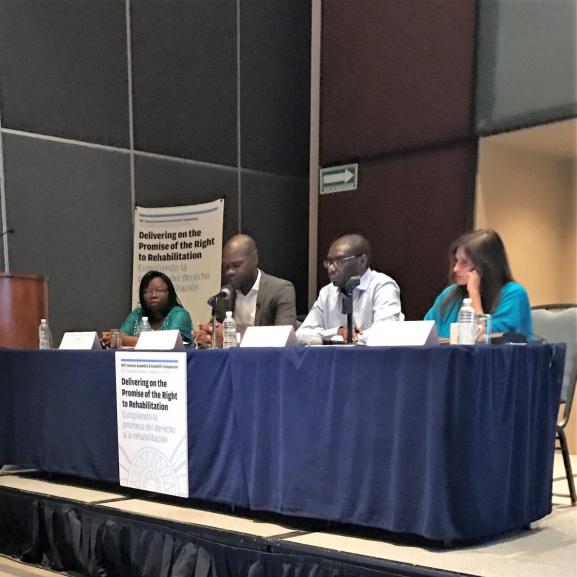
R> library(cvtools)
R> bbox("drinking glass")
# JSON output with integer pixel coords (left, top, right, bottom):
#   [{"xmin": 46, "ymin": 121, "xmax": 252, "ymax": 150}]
[
  {"xmin": 478, "ymin": 314, "xmax": 492, "ymax": 344},
  {"xmin": 109, "ymin": 329, "xmax": 122, "ymax": 350}
]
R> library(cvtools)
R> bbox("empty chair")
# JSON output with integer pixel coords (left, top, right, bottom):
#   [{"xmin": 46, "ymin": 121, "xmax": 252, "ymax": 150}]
[{"xmin": 532, "ymin": 304, "xmax": 577, "ymax": 505}]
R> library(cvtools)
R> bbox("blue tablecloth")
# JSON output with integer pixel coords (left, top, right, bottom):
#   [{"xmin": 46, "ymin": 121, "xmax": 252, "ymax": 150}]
[{"xmin": 0, "ymin": 344, "xmax": 564, "ymax": 541}]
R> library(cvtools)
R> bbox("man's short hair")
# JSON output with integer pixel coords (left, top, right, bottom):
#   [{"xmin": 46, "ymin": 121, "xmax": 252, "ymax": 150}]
[{"xmin": 335, "ymin": 234, "xmax": 371, "ymax": 265}]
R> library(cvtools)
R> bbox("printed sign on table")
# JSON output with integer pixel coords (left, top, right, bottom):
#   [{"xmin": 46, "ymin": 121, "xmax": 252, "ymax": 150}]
[{"xmin": 115, "ymin": 351, "xmax": 188, "ymax": 497}]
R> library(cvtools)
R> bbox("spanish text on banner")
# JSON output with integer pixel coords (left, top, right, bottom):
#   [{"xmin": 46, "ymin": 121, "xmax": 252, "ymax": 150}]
[{"xmin": 116, "ymin": 351, "xmax": 188, "ymax": 497}]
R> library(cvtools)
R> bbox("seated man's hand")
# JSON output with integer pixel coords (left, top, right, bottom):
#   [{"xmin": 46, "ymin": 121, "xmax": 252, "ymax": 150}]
[
  {"xmin": 100, "ymin": 331, "xmax": 111, "ymax": 349},
  {"xmin": 336, "ymin": 326, "xmax": 361, "ymax": 343},
  {"xmin": 194, "ymin": 322, "xmax": 223, "ymax": 348}
]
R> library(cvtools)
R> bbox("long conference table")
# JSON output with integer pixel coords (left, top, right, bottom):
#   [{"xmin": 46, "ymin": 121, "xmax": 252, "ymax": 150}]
[{"xmin": 0, "ymin": 343, "xmax": 564, "ymax": 542}]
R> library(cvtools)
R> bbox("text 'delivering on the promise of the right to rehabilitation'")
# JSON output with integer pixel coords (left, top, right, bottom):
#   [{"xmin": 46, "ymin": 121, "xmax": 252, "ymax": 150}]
[{"xmin": 115, "ymin": 352, "xmax": 188, "ymax": 498}]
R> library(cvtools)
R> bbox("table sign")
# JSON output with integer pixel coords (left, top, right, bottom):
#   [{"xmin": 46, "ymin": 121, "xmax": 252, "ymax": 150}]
[
  {"xmin": 240, "ymin": 325, "xmax": 297, "ymax": 347},
  {"xmin": 135, "ymin": 329, "xmax": 185, "ymax": 351},
  {"xmin": 115, "ymin": 351, "xmax": 188, "ymax": 497},
  {"xmin": 365, "ymin": 320, "xmax": 439, "ymax": 346},
  {"xmin": 59, "ymin": 331, "xmax": 102, "ymax": 350}
]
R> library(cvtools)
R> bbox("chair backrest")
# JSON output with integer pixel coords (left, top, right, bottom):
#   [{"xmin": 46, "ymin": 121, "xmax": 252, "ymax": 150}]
[{"xmin": 531, "ymin": 306, "xmax": 577, "ymax": 421}]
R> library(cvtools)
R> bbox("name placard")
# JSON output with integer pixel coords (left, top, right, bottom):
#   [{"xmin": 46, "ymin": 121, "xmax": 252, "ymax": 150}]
[
  {"xmin": 240, "ymin": 325, "xmax": 297, "ymax": 347},
  {"xmin": 59, "ymin": 331, "xmax": 102, "ymax": 350},
  {"xmin": 365, "ymin": 321, "xmax": 439, "ymax": 347},
  {"xmin": 135, "ymin": 330, "xmax": 185, "ymax": 351},
  {"xmin": 116, "ymin": 351, "xmax": 188, "ymax": 497}
]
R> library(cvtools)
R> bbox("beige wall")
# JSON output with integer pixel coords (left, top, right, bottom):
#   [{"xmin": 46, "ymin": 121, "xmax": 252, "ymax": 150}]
[
  {"xmin": 476, "ymin": 142, "xmax": 576, "ymax": 305},
  {"xmin": 476, "ymin": 140, "xmax": 577, "ymax": 454}
]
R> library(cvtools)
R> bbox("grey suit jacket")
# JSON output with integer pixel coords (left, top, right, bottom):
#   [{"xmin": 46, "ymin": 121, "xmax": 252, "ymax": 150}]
[{"xmin": 215, "ymin": 271, "xmax": 297, "ymax": 327}]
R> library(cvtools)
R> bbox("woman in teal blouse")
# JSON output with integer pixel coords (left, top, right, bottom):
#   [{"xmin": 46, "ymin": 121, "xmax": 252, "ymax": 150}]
[
  {"xmin": 120, "ymin": 271, "xmax": 193, "ymax": 346},
  {"xmin": 425, "ymin": 229, "xmax": 532, "ymax": 339}
]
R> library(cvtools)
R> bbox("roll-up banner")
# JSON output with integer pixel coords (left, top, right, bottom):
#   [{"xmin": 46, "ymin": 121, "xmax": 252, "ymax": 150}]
[{"xmin": 132, "ymin": 199, "xmax": 224, "ymax": 328}]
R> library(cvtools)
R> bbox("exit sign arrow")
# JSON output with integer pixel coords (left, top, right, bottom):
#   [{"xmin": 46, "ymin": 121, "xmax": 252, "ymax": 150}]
[
  {"xmin": 323, "ymin": 168, "xmax": 355, "ymax": 185},
  {"xmin": 320, "ymin": 164, "xmax": 358, "ymax": 194}
]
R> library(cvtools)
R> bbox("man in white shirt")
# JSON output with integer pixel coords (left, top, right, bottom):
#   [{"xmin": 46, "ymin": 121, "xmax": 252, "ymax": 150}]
[
  {"xmin": 297, "ymin": 234, "xmax": 403, "ymax": 344},
  {"xmin": 195, "ymin": 234, "xmax": 296, "ymax": 346}
]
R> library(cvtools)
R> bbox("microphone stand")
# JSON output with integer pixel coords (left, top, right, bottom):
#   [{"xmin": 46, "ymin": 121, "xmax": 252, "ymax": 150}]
[
  {"xmin": 210, "ymin": 304, "xmax": 217, "ymax": 349},
  {"xmin": 341, "ymin": 293, "xmax": 354, "ymax": 344},
  {"xmin": 341, "ymin": 276, "xmax": 360, "ymax": 345}
]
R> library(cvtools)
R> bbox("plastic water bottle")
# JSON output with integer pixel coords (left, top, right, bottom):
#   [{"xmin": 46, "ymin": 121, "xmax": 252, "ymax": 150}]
[
  {"xmin": 457, "ymin": 298, "xmax": 477, "ymax": 345},
  {"xmin": 38, "ymin": 318, "xmax": 52, "ymax": 349},
  {"xmin": 222, "ymin": 311, "xmax": 237, "ymax": 349},
  {"xmin": 139, "ymin": 316, "xmax": 152, "ymax": 334}
]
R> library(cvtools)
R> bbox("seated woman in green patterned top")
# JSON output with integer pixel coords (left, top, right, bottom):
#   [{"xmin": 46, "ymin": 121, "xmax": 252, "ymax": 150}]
[{"xmin": 119, "ymin": 270, "xmax": 193, "ymax": 346}]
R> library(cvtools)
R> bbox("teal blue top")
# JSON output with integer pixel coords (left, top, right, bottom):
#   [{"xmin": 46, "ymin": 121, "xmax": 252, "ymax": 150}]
[
  {"xmin": 424, "ymin": 281, "xmax": 533, "ymax": 339},
  {"xmin": 120, "ymin": 305, "xmax": 193, "ymax": 344}
]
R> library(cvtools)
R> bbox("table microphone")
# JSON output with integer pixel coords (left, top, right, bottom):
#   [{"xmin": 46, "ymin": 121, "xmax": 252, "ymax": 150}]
[
  {"xmin": 207, "ymin": 285, "xmax": 232, "ymax": 307},
  {"xmin": 344, "ymin": 275, "xmax": 361, "ymax": 295},
  {"xmin": 0, "ymin": 228, "xmax": 14, "ymax": 239}
]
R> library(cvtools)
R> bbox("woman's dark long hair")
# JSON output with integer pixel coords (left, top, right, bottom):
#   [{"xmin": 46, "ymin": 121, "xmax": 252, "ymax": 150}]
[
  {"xmin": 440, "ymin": 229, "xmax": 514, "ymax": 318},
  {"xmin": 139, "ymin": 270, "xmax": 182, "ymax": 319}
]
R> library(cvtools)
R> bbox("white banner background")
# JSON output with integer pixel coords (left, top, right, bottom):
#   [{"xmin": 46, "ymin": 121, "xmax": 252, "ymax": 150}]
[
  {"xmin": 132, "ymin": 199, "xmax": 224, "ymax": 328},
  {"xmin": 116, "ymin": 351, "xmax": 188, "ymax": 497}
]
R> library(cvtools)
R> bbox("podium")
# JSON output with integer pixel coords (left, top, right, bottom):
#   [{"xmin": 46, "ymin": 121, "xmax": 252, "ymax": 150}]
[{"xmin": 0, "ymin": 273, "xmax": 48, "ymax": 348}]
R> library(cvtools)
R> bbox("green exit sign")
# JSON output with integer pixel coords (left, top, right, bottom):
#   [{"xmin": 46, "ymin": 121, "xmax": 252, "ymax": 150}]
[{"xmin": 320, "ymin": 164, "xmax": 358, "ymax": 194}]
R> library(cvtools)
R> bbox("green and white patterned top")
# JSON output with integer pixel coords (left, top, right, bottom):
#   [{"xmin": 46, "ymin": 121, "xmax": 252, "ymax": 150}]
[{"xmin": 120, "ymin": 305, "xmax": 193, "ymax": 344}]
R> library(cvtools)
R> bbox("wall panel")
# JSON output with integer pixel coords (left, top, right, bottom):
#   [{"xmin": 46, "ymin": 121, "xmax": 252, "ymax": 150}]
[
  {"xmin": 3, "ymin": 134, "xmax": 132, "ymax": 339},
  {"xmin": 240, "ymin": 0, "xmax": 311, "ymax": 177},
  {"xmin": 319, "ymin": 0, "xmax": 478, "ymax": 319},
  {"xmin": 131, "ymin": 0, "xmax": 237, "ymax": 164},
  {"xmin": 0, "ymin": 0, "xmax": 129, "ymax": 147},
  {"xmin": 241, "ymin": 172, "xmax": 309, "ymax": 314},
  {"xmin": 321, "ymin": 0, "xmax": 476, "ymax": 165},
  {"xmin": 476, "ymin": 0, "xmax": 577, "ymax": 135}
]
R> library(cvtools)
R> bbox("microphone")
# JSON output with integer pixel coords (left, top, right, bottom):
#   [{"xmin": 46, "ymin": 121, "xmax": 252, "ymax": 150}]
[
  {"xmin": 341, "ymin": 276, "xmax": 360, "ymax": 316},
  {"xmin": 207, "ymin": 286, "xmax": 232, "ymax": 307},
  {"xmin": 0, "ymin": 228, "xmax": 14, "ymax": 239},
  {"xmin": 344, "ymin": 275, "xmax": 361, "ymax": 295}
]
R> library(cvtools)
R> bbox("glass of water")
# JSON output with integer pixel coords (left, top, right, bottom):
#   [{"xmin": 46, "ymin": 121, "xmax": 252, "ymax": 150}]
[
  {"xmin": 477, "ymin": 314, "xmax": 492, "ymax": 344},
  {"xmin": 109, "ymin": 329, "xmax": 122, "ymax": 349}
]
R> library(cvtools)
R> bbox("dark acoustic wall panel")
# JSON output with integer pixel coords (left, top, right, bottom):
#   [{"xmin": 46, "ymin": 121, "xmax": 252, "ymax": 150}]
[
  {"xmin": 476, "ymin": 0, "xmax": 577, "ymax": 135},
  {"xmin": 3, "ymin": 134, "xmax": 132, "ymax": 342},
  {"xmin": 241, "ymin": 173, "xmax": 309, "ymax": 315},
  {"xmin": 318, "ymin": 144, "xmax": 477, "ymax": 320},
  {"xmin": 318, "ymin": 0, "xmax": 478, "ymax": 319},
  {"xmin": 0, "ymin": 0, "xmax": 129, "ymax": 147},
  {"xmin": 240, "ymin": 0, "xmax": 311, "ymax": 177},
  {"xmin": 131, "ymin": 0, "xmax": 237, "ymax": 165},
  {"xmin": 320, "ymin": 0, "xmax": 477, "ymax": 165},
  {"xmin": 134, "ymin": 155, "xmax": 240, "ymax": 248}
]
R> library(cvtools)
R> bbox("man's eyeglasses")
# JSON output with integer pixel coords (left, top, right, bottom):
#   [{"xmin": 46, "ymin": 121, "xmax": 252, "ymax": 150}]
[
  {"xmin": 322, "ymin": 254, "xmax": 360, "ymax": 269},
  {"xmin": 143, "ymin": 288, "xmax": 168, "ymax": 296}
]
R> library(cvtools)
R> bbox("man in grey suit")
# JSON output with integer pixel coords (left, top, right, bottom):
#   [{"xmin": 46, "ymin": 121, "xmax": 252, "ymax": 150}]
[{"xmin": 195, "ymin": 234, "xmax": 296, "ymax": 346}]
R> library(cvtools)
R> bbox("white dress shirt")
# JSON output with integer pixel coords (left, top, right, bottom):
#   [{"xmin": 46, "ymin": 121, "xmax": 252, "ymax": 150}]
[
  {"xmin": 296, "ymin": 268, "xmax": 404, "ymax": 343},
  {"xmin": 234, "ymin": 269, "xmax": 261, "ymax": 334}
]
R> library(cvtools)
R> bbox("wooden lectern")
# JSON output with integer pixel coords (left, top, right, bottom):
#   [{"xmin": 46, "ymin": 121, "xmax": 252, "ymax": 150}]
[{"xmin": 0, "ymin": 273, "xmax": 48, "ymax": 349}]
